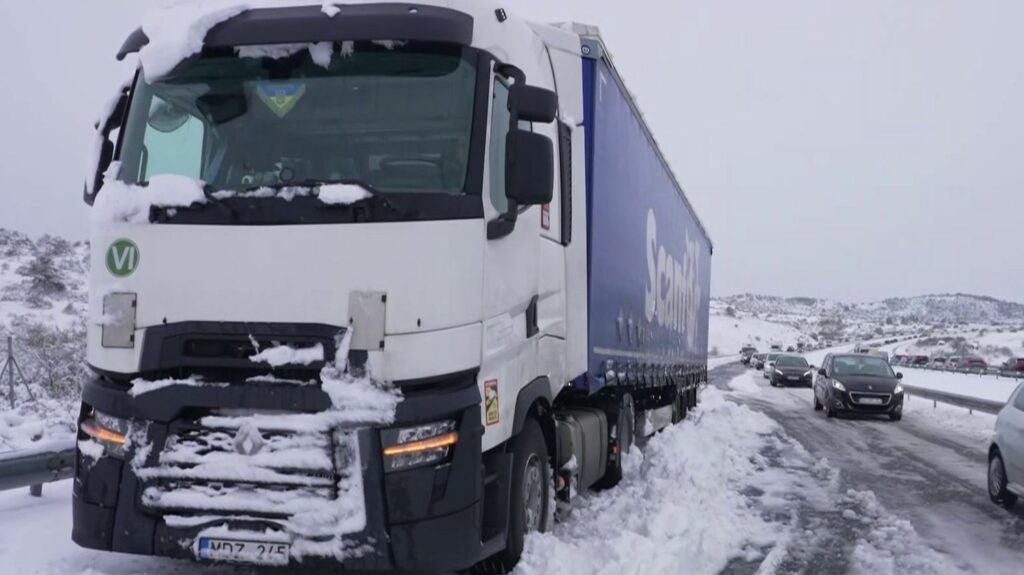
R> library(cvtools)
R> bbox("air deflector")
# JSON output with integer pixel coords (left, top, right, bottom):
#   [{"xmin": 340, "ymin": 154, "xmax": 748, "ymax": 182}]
[{"xmin": 117, "ymin": 4, "xmax": 475, "ymax": 60}]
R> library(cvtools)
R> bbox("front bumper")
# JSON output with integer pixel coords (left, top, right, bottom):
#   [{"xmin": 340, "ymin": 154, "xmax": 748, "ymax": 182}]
[
  {"xmin": 771, "ymin": 373, "xmax": 813, "ymax": 386},
  {"xmin": 72, "ymin": 372, "xmax": 488, "ymax": 572},
  {"xmin": 829, "ymin": 390, "xmax": 904, "ymax": 415}
]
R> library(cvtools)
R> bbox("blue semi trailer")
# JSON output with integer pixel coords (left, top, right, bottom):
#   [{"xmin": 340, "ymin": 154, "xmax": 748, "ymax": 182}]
[{"xmin": 73, "ymin": 3, "xmax": 711, "ymax": 573}]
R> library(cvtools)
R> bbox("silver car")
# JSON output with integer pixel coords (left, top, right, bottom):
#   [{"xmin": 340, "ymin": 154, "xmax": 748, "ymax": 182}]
[{"xmin": 988, "ymin": 383, "xmax": 1024, "ymax": 509}]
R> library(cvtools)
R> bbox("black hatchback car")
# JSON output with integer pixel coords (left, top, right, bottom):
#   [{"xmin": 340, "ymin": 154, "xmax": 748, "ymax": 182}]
[
  {"xmin": 770, "ymin": 355, "xmax": 813, "ymax": 387},
  {"xmin": 813, "ymin": 353, "xmax": 905, "ymax": 421}
]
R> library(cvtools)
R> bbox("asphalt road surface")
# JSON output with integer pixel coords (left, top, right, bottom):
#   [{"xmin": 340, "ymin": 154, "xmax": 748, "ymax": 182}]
[{"xmin": 711, "ymin": 362, "xmax": 1024, "ymax": 574}]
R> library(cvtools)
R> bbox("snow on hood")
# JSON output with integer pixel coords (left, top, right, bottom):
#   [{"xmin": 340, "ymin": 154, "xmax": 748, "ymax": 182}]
[{"xmin": 91, "ymin": 162, "xmax": 207, "ymax": 224}]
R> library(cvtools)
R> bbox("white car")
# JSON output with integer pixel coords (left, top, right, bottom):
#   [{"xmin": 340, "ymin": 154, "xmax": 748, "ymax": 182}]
[{"xmin": 988, "ymin": 383, "xmax": 1024, "ymax": 509}]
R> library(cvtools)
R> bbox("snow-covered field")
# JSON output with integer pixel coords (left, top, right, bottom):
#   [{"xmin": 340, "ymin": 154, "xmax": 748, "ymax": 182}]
[
  {"xmin": 897, "ymin": 369, "xmax": 1020, "ymax": 403},
  {"xmin": 709, "ymin": 311, "xmax": 811, "ymax": 355}
]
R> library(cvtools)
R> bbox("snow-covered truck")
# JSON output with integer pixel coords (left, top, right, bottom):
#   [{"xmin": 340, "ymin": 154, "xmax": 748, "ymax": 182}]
[{"xmin": 72, "ymin": 2, "xmax": 712, "ymax": 572}]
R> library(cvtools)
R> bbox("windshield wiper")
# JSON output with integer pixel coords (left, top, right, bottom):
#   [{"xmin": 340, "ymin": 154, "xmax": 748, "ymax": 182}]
[
  {"xmin": 290, "ymin": 178, "xmax": 418, "ymax": 219},
  {"xmin": 201, "ymin": 184, "xmax": 239, "ymax": 220}
]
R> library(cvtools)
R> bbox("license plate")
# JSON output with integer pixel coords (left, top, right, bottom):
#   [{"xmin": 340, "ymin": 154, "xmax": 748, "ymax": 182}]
[
  {"xmin": 198, "ymin": 538, "xmax": 290, "ymax": 566},
  {"xmin": 787, "ymin": 376, "xmax": 799, "ymax": 380},
  {"xmin": 859, "ymin": 398, "xmax": 884, "ymax": 405}
]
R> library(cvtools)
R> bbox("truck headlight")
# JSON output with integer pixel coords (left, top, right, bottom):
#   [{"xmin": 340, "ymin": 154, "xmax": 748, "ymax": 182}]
[
  {"xmin": 80, "ymin": 410, "xmax": 129, "ymax": 458},
  {"xmin": 382, "ymin": 419, "xmax": 458, "ymax": 472},
  {"xmin": 832, "ymin": 381, "xmax": 847, "ymax": 392}
]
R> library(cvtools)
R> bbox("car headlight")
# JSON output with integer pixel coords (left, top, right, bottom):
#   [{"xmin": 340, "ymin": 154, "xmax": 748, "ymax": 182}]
[
  {"xmin": 381, "ymin": 419, "xmax": 458, "ymax": 472},
  {"xmin": 894, "ymin": 384, "xmax": 904, "ymax": 394},
  {"xmin": 775, "ymin": 369, "xmax": 784, "ymax": 376},
  {"xmin": 80, "ymin": 409, "xmax": 129, "ymax": 458},
  {"xmin": 832, "ymin": 381, "xmax": 847, "ymax": 392},
  {"xmin": 804, "ymin": 370, "xmax": 813, "ymax": 377}
]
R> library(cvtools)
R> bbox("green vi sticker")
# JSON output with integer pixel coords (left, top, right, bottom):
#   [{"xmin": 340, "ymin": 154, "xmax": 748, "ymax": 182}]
[{"xmin": 106, "ymin": 239, "xmax": 140, "ymax": 278}]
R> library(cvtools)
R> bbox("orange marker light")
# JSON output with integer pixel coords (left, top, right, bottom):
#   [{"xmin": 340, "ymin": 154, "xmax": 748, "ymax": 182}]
[
  {"xmin": 81, "ymin": 420, "xmax": 127, "ymax": 445},
  {"xmin": 383, "ymin": 432, "xmax": 458, "ymax": 456}
]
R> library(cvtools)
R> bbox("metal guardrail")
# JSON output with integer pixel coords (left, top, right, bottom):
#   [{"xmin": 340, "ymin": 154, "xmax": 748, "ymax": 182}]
[
  {"xmin": 0, "ymin": 438, "xmax": 76, "ymax": 495},
  {"xmin": 901, "ymin": 383, "xmax": 1005, "ymax": 415},
  {"xmin": 899, "ymin": 364, "xmax": 1024, "ymax": 379}
]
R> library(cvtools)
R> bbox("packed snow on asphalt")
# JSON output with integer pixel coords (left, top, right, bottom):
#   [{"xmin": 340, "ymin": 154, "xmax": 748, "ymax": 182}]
[{"xmin": 4, "ymin": 363, "xmax": 1024, "ymax": 574}]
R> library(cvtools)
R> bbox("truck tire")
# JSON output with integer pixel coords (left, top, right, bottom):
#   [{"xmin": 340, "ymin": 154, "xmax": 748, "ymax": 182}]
[
  {"xmin": 672, "ymin": 386, "xmax": 687, "ymax": 424},
  {"xmin": 475, "ymin": 418, "xmax": 551, "ymax": 573},
  {"xmin": 594, "ymin": 393, "xmax": 634, "ymax": 489}
]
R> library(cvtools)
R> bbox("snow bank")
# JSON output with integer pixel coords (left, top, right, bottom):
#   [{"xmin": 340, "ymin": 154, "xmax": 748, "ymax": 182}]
[
  {"xmin": 727, "ymin": 372, "xmax": 762, "ymax": 395},
  {"xmin": 517, "ymin": 388, "xmax": 787, "ymax": 575},
  {"xmin": 900, "ymin": 370, "xmax": 1019, "ymax": 403},
  {"xmin": 0, "ymin": 412, "xmax": 45, "ymax": 451},
  {"xmin": 318, "ymin": 184, "xmax": 372, "ymax": 205},
  {"xmin": 91, "ymin": 163, "xmax": 207, "ymax": 224},
  {"xmin": 0, "ymin": 407, "xmax": 75, "ymax": 453},
  {"xmin": 902, "ymin": 394, "xmax": 997, "ymax": 444},
  {"xmin": 249, "ymin": 343, "xmax": 324, "ymax": 367},
  {"xmin": 843, "ymin": 489, "xmax": 956, "ymax": 574}
]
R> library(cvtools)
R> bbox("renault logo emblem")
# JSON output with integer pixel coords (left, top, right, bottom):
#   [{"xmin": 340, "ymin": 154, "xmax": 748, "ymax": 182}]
[{"xmin": 234, "ymin": 422, "xmax": 265, "ymax": 456}]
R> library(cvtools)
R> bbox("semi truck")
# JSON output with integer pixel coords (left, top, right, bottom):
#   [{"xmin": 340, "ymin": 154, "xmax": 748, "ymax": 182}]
[{"xmin": 73, "ymin": 1, "xmax": 712, "ymax": 572}]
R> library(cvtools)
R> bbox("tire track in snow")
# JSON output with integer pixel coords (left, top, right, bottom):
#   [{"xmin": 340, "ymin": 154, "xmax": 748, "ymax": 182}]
[{"xmin": 715, "ymin": 362, "xmax": 1024, "ymax": 574}]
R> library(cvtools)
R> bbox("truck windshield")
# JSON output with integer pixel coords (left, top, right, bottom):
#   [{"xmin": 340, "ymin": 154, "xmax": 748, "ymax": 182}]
[{"xmin": 117, "ymin": 42, "xmax": 478, "ymax": 195}]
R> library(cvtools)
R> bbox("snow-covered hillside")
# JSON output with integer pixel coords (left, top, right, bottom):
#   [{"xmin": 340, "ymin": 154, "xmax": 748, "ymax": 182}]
[
  {"xmin": 719, "ymin": 293, "xmax": 1024, "ymax": 326},
  {"xmin": 0, "ymin": 229, "xmax": 89, "ymax": 451},
  {"xmin": 0, "ymin": 229, "xmax": 88, "ymax": 329},
  {"xmin": 890, "ymin": 326, "xmax": 1024, "ymax": 367}
]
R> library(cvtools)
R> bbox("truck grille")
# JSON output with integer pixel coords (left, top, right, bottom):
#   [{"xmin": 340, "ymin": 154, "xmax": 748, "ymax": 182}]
[{"xmin": 137, "ymin": 417, "xmax": 355, "ymax": 540}]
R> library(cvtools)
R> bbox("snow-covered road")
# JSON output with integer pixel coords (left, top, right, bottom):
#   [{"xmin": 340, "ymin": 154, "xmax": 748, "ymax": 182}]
[
  {"xmin": 3, "ymin": 362, "xmax": 1023, "ymax": 574},
  {"xmin": 713, "ymin": 362, "xmax": 1024, "ymax": 574}
]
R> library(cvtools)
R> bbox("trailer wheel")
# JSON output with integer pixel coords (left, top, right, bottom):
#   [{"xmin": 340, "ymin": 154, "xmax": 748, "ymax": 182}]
[
  {"xmin": 672, "ymin": 385, "xmax": 687, "ymax": 424},
  {"xmin": 595, "ymin": 393, "xmax": 634, "ymax": 489},
  {"xmin": 475, "ymin": 418, "xmax": 550, "ymax": 574}
]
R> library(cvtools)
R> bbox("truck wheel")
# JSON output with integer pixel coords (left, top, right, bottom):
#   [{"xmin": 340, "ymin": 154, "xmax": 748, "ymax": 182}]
[
  {"xmin": 672, "ymin": 387, "xmax": 687, "ymax": 424},
  {"xmin": 475, "ymin": 418, "xmax": 551, "ymax": 574},
  {"xmin": 594, "ymin": 393, "xmax": 634, "ymax": 489}
]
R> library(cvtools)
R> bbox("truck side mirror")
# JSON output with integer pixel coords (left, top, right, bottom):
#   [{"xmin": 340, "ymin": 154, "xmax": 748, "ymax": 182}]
[
  {"xmin": 506, "ymin": 129, "xmax": 553, "ymax": 206},
  {"xmin": 511, "ymin": 85, "xmax": 557, "ymax": 123}
]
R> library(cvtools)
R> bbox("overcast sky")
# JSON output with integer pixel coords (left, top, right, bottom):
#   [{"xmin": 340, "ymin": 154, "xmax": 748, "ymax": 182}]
[{"xmin": 1, "ymin": 1, "xmax": 1021, "ymax": 303}]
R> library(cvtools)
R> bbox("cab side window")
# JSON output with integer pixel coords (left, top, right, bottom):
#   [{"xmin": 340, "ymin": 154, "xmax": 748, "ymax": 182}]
[{"xmin": 489, "ymin": 79, "xmax": 510, "ymax": 214}]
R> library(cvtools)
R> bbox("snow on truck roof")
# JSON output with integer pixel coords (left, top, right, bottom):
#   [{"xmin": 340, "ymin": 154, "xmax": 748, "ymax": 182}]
[
  {"xmin": 118, "ymin": 0, "xmax": 568, "ymax": 82},
  {"xmin": 114, "ymin": 1, "xmax": 713, "ymax": 249}
]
